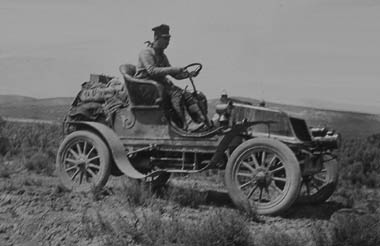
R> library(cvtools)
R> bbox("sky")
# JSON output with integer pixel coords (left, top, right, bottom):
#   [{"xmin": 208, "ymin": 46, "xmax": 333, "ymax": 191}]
[{"xmin": 1, "ymin": 0, "xmax": 380, "ymax": 113}]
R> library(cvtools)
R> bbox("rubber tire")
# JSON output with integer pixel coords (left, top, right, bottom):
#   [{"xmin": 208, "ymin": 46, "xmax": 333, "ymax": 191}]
[
  {"xmin": 56, "ymin": 130, "xmax": 111, "ymax": 192},
  {"xmin": 225, "ymin": 138, "xmax": 301, "ymax": 215},
  {"xmin": 297, "ymin": 155, "xmax": 339, "ymax": 204}
]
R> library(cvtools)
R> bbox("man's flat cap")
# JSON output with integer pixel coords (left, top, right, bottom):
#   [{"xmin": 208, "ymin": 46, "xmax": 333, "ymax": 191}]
[{"xmin": 152, "ymin": 24, "xmax": 171, "ymax": 38}]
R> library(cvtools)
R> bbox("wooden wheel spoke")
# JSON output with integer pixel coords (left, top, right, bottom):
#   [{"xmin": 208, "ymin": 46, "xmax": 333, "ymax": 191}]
[
  {"xmin": 87, "ymin": 155, "xmax": 100, "ymax": 163},
  {"xmin": 247, "ymin": 184, "xmax": 258, "ymax": 199},
  {"xmin": 69, "ymin": 149, "xmax": 79, "ymax": 159},
  {"xmin": 250, "ymin": 154, "xmax": 260, "ymax": 168},
  {"xmin": 241, "ymin": 161, "xmax": 256, "ymax": 173},
  {"xmin": 270, "ymin": 183, "xmax": 283, "ymax": 194},
  {"xmin": 272, "ymin": 177, "xmax": 287, "ymax": 183},
  {"xmin": 267, "ymin": 156, "xmax": 277, "ymax": 169},
  {"xmin": 83, "ymin": 141, "xmax": 87, "ymax": 155},
  {"xmin": 237, "ymin": 172, "xmax": 253, "ymax": 178},
  {"xmin": 86, "ymin": 146, "xmax": 95, "ymax": 158},
  {"xmin": 270, "ymin": 165, "xmax": 285, "ymax": 174},
  {"xmin": 261, "ymin": 151, "xmax": 266, "ymax": 166},
  {"xmin": 259, "ymin": 188, "xmax": 263, "ymax": 202},
  {"xmin": 313, "ymin": 175, "xmax": 326, "ymax": 184},
  {"xmin": 239, "ymin": 180, "xmax": 255, "ymax": 189},
  {"xmin": 65, "ymin": 158, "xmax": 79, "ymax": 165},
  {"xmin": 76, "ymin": 143, "xmax": 83, "ymax": 155},
  {"xmin": 71, "ymin": 169, "xmax": 80, "ymax": 181},
  {"xmin": 88, "ymin": 163, "xmax": 100, "ymax": 170},
  {"xmin": 79, "ymin": 172, "xmax": 84, "ymax": 184},
  {"xmin": 87, "ymin": 168, "xmax": 97, "ymax": 178},
  {"xmin": 65, "ymin": 166, "xmax": 78, "ymax": 172}
]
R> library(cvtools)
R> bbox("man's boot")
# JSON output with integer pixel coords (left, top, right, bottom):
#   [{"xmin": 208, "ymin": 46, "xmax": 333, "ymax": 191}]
[
  {"xmin": 186, "ymin": 120, "xmax": 205, "ymax": 132},
  {"xmin": 187, "ymin": 104, "xmax": 208, "ymax": 132}
]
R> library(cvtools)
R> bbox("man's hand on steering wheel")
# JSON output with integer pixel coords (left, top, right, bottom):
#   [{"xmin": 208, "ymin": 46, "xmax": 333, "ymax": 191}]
[
  {"xmin": 173, "ymin": 63, "xmax": 202, "ymax": 80},
  {"xmin": 184, "ymin": 63, "xmax": 202, "ymax": 78},
  {"xmin": 188, "ymin": 70, "xmax": 198, "ymax": 78},
  {"xmin": 178, "ymin": 70, "xmax": 196, "ymax": 79}
]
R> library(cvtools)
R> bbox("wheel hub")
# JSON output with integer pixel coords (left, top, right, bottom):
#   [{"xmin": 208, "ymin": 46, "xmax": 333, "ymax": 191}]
[
  {"xmin": 77, "ymin": 155, "xmax": 88, "ymax": 169},
  {"xmin": 255, "ymin": 168, "xmax": 272, "ymax": 188}
]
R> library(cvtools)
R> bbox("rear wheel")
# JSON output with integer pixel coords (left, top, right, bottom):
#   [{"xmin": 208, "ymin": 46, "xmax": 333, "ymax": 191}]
[
  {"xmin": 297, "ymin": 154, "xmax": 338, "ymax": 204},
  {"xmin": 225, "ymin": 138, "xmax": 301, "ymax": 215},
  {"xmin": 56, "ymin": 130, "xmax": 111, "ymax": 192}
]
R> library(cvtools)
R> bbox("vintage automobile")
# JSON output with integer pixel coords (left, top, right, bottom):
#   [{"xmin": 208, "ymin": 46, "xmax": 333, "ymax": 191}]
[{"xmin": 56, "ymin": 63, "xmax": 340, "ymax": 215}]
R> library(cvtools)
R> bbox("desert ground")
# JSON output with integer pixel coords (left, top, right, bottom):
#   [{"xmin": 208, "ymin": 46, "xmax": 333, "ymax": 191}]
[{"xmin": 1, "ymin": 162, "xmax": 379, "ymax": 246}]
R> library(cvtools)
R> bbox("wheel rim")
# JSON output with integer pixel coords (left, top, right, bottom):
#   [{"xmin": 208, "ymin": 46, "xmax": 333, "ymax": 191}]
[
  {"xmin": 60, "ymin": 138, "xmax": 102, "ymax": 189},
  {"xmin": 234, "ymin": 147, "xmax": 290, "ymax": 209}
]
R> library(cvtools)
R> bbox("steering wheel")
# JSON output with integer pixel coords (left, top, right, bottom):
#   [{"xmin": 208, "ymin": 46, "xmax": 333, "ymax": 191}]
[{"xmin": 184, "ymin": 63, "xmax": 202, "ymax": 78}]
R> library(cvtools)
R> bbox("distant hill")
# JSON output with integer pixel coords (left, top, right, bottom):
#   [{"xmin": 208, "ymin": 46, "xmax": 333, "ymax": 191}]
[
  {"xmin": 0, "ymin": 95, "xmax": 73, "ymax": 106},
  {"xmin": 0, "ymin": 95, "xmax": 74, "ymax": 122},
  {"xmin": 1, "ymin": 94, "xmax": 380, "ymax": 138},
  {"xmin": 0, "ymin": 95, "xmax": 37, "ymax": 105}
]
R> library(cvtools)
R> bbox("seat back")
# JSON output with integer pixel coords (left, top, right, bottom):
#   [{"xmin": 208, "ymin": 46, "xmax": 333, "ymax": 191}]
[
  {"xmin": 119, "ymin": 64, "xmax": 136, "ymax": 78},
  {"xmin": 119, "ymin": 64, "xmax": 164, "ymax": 106}
]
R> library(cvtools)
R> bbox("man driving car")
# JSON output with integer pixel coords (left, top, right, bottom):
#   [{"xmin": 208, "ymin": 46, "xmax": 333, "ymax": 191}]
[{"xmin": 135, "ymin": 24, "xmax": 207, "ymax": 131}]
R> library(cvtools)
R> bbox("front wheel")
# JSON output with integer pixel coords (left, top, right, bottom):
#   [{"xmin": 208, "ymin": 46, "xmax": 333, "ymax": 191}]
[
  {"xmin": 297, "ymin": 154, "xmax": 339, "ymax": 204},
  {"xmin": 56, "ymin": 130, "xmax": 111, "ymax": 192},
  {"xmin": 225, "ymin": 138, "xmax": 301, "ymax": 215}
]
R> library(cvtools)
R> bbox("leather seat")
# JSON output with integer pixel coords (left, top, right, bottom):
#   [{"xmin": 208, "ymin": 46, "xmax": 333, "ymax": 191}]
[{"xmin": 119, "ymin": 64, "xmax": 164, "ymax": 106}]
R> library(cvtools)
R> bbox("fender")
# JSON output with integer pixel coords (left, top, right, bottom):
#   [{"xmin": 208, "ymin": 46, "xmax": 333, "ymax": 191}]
[
  {"xmin": 68, "ymin": 121, "xmax": 146, "ymax": 179},
  {"xmin": 209, "ymin": 120, "xmax": 276, "ymax": 167}
]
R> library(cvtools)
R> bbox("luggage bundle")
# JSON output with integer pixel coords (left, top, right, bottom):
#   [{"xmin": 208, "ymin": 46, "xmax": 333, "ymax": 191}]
[
  {"xmin": 64, "ymin": 74, "xmax": 129, "ymax": 130},
  {"xmin": 78, "ymin": 74, "xmax": 128, "ymax": 103}
]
